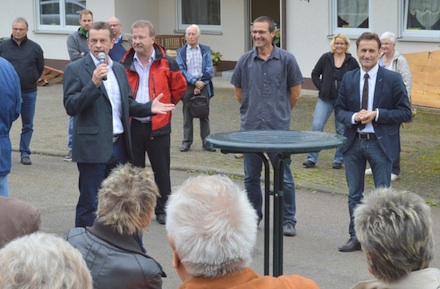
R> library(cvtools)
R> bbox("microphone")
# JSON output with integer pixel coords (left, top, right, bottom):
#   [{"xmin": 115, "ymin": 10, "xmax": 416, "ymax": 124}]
[{"xmin": 98, "ymin": 52, "xmax": 107, "ymax": 80}]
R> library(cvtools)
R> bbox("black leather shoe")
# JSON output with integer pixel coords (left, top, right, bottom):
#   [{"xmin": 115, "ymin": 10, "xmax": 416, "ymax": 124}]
[
  {"xmin": 302, "ymin": 160, "xmax": 315, "ymax": 168},
  {"xmin": 332, "ymin": 162, "xmax": 343, "ymax": 169},
  {"xmin": 156, "ymin": 214, "xmax": 166, "ymax": 225},
  {"xmin": 203, "ymin": 145, "xmax": 216, "ymax": 152},
  {"xmin": 338, "ymin": 238, "xmax": 361, "ymax": 252},
  {"xmin": 180, "ymin": 144, "xmax": 190, "ymax": 152}
]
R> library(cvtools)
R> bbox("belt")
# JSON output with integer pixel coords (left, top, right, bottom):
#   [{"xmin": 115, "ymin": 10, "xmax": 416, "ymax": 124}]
[
  {"xmin": 133, "ymin": 119, "xmax": 151, "ymax": 124},
  {"xmin": 357, "ymin": 132, "xmax": 376, "ymax": 140},
  {"xmin": 113, "ymin": 134, "xmax": 121, "ymax": 143}
]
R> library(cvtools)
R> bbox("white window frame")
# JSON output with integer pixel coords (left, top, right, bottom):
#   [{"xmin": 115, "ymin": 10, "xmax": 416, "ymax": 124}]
[
  {"xmin": 176, "ymin": 0, "xmax": 222, "ymax": 34},
  {"xmin": 35, "ymin": 0, "xmax": 85, "ymax": 33},
  {"xmin": 329, "ymin": 0, "xmax": 371, "ymax": 37},
  {"xmin": 400, "ymin": 0, "xmax": 440, "ymax": 40}
]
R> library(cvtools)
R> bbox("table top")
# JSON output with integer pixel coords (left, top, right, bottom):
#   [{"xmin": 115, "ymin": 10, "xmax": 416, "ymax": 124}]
[{"xmin": 206, "ymin": 130, "xmax": 346, "ymax": 154}]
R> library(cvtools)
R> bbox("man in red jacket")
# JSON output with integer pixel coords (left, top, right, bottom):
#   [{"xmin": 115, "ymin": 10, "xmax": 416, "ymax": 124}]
[{"xmin": 121, "ymin": 20, "xmax": 186, "ymax": 225}]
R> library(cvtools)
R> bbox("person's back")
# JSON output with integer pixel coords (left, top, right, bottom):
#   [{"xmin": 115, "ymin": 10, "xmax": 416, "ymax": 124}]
[
  {"xmin": 166, "ymin": 174, "xmax": 319, "ymax": 289},
  {"xmin": 66, "ymin": 163, "xmax": 164, "ymax": 289},
  {"xmin": 67, "ymin": 225, "xmax": 163, "ymax": 289}
]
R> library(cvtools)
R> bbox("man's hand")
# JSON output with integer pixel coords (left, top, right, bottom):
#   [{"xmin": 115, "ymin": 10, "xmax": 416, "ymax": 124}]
[
  {"xmin": 355, "ymin": 109, "xmax": 377, "ymax": 124},
  {"xmin": 151, "ymin": 93, "xmax": 175, "ymax": 114},
  {"xmin": 195, "ymin": 80, "xmax": 205, "ymax": 90},
  {"xmin": 92, "ymin": 64, "xmax": 109, "ymax": 87}
]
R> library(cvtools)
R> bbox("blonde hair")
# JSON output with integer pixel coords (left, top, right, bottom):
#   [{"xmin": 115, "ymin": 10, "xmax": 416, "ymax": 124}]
[
  {"xmin": 96, "ymin": 164, "xmax": 159, "ymax": 235},
  {"xmin": 330, "ymin": 33, "xmax": 350, "ymax": 53}
]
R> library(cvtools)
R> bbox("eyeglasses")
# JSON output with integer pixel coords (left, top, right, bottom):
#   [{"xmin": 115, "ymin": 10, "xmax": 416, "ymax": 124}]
[{"xmin": 334, "ymin": 42, "xmax": 346, "ymax": 46}]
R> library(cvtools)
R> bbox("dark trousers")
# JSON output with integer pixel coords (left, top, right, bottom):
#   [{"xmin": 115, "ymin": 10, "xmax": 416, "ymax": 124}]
[
  {"xmin": 181, "ymin": 85, "xmax": 211, "ymax": 146},
  {"xmin": 131, "ymin": 120, "xmax": 171, "ymax": 215},
  {"xmin": 76, "ymin": 137, "xmax": 127, "ymax": 227}
]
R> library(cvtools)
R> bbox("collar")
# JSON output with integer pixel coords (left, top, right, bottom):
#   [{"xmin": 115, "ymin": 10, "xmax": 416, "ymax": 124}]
[
  {"xmin": 187, "ymin": 43, "xmax": 200, "ymax": 50},
  {"xmin": 79, "ymin": 27, "xmax": 88, "ymax": 37},
  {"xmin": 87, "ymin": 221, "xmax": 144, "ymax": 254},
  {"xmin": 114, "ymin": 33, "xmax": 122, "ymax": 44},
  {"xmin": 361, "ymin": 63, "xmax": 379, "ymax": 79},
  {"xmin": 134, "ymin": 48, "xmax": 156, "ymax": 64}
]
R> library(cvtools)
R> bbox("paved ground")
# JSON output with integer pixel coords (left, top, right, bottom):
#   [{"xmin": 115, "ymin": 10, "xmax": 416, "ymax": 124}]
[{"xmin": 8, "ymin": 76, "xmax": 440, "ymax": 289}]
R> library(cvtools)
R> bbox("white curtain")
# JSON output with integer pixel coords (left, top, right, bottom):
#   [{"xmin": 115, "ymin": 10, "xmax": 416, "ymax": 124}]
[
  {"xmin": 337, "ymin": 0, "xmax": 369, "ymax": 28},
  {"xmin": 409, "ymin": 0, "xmax": 440, "ymax": 29}
]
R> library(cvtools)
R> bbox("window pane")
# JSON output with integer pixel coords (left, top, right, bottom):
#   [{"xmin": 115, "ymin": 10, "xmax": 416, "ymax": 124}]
[
  {"xmin": 406, "ymin": 0, "xmax": 440, "ymax": 30},
  {"xmin": 40, "ymin": 0, "xmax": 61, "ymax": 25},
  {"xmin": 181, "ymin": 0, "xmax": 221, "ymax": 25},
  {"xmin": 65, "ymin": 0, "xmax": 86, "ymax": 25},
  {"xmin": 337, "ymin": 0, "xmax": 369, "ymax": 28},
  {"xmin": 37, "ymin": 0, "xmax": 87, "ymax": 31}
]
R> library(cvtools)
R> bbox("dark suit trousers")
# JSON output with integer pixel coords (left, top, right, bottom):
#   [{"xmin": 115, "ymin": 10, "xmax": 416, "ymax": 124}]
[
  {"xmin": 131, "ymin": 120, "xmax": 171, "ymax": 215},
  {"xmin": 181, "ymin": 85, "xmax": 211, "ymax": 146},
  {"xmin": 76, "ymin": 137, "xmax": 127, "ymax": 227}
]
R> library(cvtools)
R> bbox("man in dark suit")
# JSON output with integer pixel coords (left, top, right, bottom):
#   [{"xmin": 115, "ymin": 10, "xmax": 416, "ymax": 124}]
[
  {"xmin": 63, "ymin": 22, "xmax": 175, "ymax": 228},
  {"xmin": 335, "ymin": 32, "xmax": 412, "ymax": 252}
]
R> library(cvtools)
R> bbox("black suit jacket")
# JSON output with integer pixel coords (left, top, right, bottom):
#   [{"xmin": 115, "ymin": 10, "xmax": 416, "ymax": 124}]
[
  {"xmin": 335, "ymin": 66, "xmax": 412, "ymax": 162},
  {"xmin": 63, "ymin": 53, "xmax": 153, "ymax": 163}
]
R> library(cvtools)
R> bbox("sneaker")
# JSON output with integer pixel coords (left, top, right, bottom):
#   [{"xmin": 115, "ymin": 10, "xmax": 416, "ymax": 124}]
[
  {"xmin": 64, "ymin": 150, "xmax": 72, "ymax": 162},
  {"xmin": 302, "ymin": 160, "xmax": 315, "ymax": 168},
  {"xmin": 20, "ymin": 156, "xmax": 32, "ymax": 165},
  {"xmin": 283, "ymin": 221, "xmax": 296, "ymax": 237},
  {"xmin": 365, "ymin": 168, "xmax": 372, "ymax": 175},
  {"xmin": 391, "ymin": 174, "xmax": 399, "ymax": 181},
  {"xmin": 332, "ymin": 162, "xmax": 342, "ymax": 169}
]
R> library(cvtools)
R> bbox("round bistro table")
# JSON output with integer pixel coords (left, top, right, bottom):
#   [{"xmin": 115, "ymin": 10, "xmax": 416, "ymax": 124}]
[{"xmin": 206, "ymin": 130, "xmax": 346, "ymax": 276}]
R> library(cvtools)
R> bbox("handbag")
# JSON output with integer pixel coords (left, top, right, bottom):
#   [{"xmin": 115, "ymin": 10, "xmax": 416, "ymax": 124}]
[{"xmin": 187, "ymin": 94, "xmax": 209, "ymax": 118}]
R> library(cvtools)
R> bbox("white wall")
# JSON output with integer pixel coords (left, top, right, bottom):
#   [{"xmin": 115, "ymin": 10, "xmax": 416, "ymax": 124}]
[{"xmin": 286, "ymin": 0, "xmax": 440, "ymax": 77}]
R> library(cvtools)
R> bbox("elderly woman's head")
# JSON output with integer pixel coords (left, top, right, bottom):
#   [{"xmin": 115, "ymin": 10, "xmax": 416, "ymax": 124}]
[{"xmin": 354, "ymin": 188, "xmax": 433, "ymax": 283}]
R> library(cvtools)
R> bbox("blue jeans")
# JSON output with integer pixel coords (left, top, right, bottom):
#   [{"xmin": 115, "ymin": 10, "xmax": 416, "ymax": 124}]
[
  {"xmin": 19, "ymin": 91, "xmax": 37, "ymax": 157},
  {"xmin": 306, "ymin": 98, "xmax": 345, "ymax": 164},
  {"xmin": 75, "ymin": 137, "xmax": 127, "ymax": 227},
  {"xmin": 68, "ymin": 116, "xmax": 73, "ymax": 150},
  {"xmin": 0, "ymin": 175, "xmax": 8, "ymax": 197},
  {"xmin": 244, "ymin": 153, "xmax": 296, "ymax": 223},
  {"xmin": 344, "ymin": 138, "xmax": 391, "ymax": 238}
]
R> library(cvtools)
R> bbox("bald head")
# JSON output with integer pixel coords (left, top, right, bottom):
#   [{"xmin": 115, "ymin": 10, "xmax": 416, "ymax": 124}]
[{"xmin": 108, "ymin": 17, "xmax": 122, "ymax": 39}]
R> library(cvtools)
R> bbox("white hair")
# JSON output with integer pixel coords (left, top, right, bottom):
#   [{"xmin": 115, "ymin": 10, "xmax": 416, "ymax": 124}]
[
  {"xmin": 186, "ymin": 24, "xmax": 200, "ymax": 36},
  {"xmin": 0, "ymin": 232, "xmax": 92, "ymax": 289},
  {"xmin": 380, "ymin": 31, "xmax": 396, "ymax": 44},
  {"xmin": 166, "ymin": 174, "xmax": 258, "ymax": 278}
]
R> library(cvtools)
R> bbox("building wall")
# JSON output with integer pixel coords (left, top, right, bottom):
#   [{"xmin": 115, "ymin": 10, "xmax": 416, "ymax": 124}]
[{"xmin": 285, "ymin": 0, "xmax": 440, "ymax": 77}]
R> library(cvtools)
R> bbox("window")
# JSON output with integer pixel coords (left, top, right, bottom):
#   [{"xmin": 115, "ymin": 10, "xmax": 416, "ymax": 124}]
[
  {"xmin": 330, "ymin": 0, "xmax": 370, "ymax": 35},
  {"xmin": 403, "ymin": 0, "xmax": 440, "ymax": 38},
  {"xmin": 177, "ymin": 0, "xmax": 221, "ymax": 33},
  {"xmin": 36, "ymin": 0, "xmax": 86, "ymax": 32}
]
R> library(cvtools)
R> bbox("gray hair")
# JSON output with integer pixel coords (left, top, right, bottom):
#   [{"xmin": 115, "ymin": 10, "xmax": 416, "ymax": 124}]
[
  {"xmin": 131, "ymin": 19, "xmax": 155, "ymax": 36},
  {"xmin": 0, "ymin": 232, "xmax": 92, "ymax": 289},
  {"xmin": 380, "ymin": 31, "xmax": 396, "ymax": 44},
  {"xmin": 354, "ymin": 187, "xmax": 433, "ymax": 283},
  {"xmin": 186, "ymin": 24, "xmax": 200, "ymax": 36},
  {"xmin": 166, "ymin": 174, "xmax": 258, "ymax": 278},
  {"xmin": 96, "ymin": 163, "xmax": 159, "ymax": 235},
  {"xmin": 12, "ymin": 17, "xmax": 28, "ymax": 29}
]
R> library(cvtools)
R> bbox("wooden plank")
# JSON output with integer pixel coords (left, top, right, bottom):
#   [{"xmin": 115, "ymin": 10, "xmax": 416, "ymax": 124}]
[
  {"xmin": 38, "ymin": 65, "xmax": 64, "ymax": 86},
  {"xmin": 405, "ymin": 50, "xmax": 440, "ymax": 108}
]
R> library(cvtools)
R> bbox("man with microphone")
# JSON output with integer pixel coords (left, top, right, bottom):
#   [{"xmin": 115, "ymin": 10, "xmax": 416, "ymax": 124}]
[{"xmin": 63, "ymin": 21, "xmax": 175, "ymax": 228}]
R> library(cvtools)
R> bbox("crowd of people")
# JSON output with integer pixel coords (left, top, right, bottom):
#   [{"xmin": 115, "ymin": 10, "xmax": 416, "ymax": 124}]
[{"xmin": 1, "ymin": 10, "xmax": 437, "ymax": 289}]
